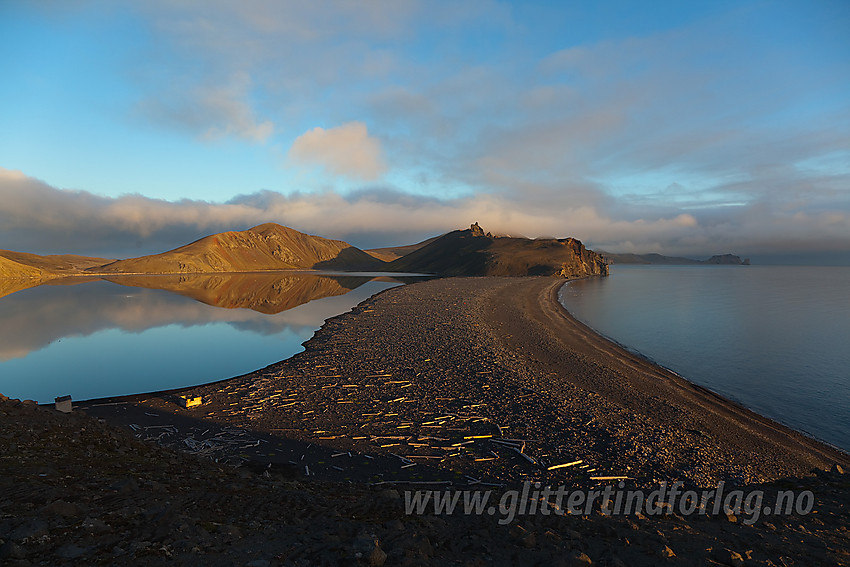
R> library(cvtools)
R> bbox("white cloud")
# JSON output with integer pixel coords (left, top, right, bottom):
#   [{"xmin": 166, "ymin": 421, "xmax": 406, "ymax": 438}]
[
  {"xmin": 287, "ymin": 122, "xmax": 387, "ymax": 181},
  {"xmin": 137, "ymin": 73, "xmax": 274, "ymax": 142}
]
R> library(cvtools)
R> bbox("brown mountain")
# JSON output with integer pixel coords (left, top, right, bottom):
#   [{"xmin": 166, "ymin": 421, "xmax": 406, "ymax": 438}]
[
  {"xmin": 386, "ymin": 223, "xmax": 608, "ymax": 278},
  {"xmin": 95, "ymin": 223, "xmax": 384, "ymax": 274},
  {"xmin": 102, "ymin": 273, "xmax": 373, "ymax": 314}
]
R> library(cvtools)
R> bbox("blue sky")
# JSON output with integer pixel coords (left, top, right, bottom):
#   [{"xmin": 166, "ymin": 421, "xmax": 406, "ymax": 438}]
[{"xmin": 1, "ymin": 0, "xmax": 848, "ymax": 260}]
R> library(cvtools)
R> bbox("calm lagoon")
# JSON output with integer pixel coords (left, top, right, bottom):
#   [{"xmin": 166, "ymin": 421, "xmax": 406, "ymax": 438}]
[{"xmin": 0, "ymin": 272, "xmax": 419, "ymax": 403}]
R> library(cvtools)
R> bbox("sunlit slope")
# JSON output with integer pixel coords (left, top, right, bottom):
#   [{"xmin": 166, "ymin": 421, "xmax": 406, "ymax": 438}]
[{"xmin": 96, "ymin": 223, "xmax": 385, "ymax": 274}]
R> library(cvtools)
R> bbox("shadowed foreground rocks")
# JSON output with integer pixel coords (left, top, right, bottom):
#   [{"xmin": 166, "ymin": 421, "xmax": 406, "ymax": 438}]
[{"xmin": 2, "ymin": 401, "xmax": 849, "ymax": 565}]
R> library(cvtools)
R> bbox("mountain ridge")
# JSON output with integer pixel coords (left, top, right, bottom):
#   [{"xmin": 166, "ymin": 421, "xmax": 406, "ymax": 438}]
[
  {"xmin": 385, "ymin": 223, "xmax": 609, "ymax": 278},
  {"xmin": 94, "ymin": 223, "xmax": 384, "ymax": 274}
]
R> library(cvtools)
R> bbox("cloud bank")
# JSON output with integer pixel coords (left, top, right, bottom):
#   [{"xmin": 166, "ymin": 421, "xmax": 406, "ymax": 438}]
[{"xmin": 2, "ymin": 167, "xmax": 848, "ymax": 261}]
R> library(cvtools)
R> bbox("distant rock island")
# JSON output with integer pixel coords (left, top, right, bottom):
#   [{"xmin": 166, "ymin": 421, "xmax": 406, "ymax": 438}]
[
  {"xmin": 1, "ymin": 222, "xmax": 746, "ymax": 284},
  {"xmin": 600, "ymin": 251, "xmax": 750, "ymax": 265}
]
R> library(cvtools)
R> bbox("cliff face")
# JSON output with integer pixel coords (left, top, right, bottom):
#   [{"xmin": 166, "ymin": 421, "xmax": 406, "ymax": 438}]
[
  {"xmin": 387, "ymin": 224, "xmax": 608, "ymax": 278},
  {"xmin": 95, "ymin": 223, "xmax": 384, "ymax": 274},
  {"xmin": 552, "ymin": 238, "xmax": 610, "ymax": 278}
]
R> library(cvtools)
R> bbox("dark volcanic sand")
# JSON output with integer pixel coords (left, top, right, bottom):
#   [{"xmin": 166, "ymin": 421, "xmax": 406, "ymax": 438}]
[{"xmin": 4, "ymin": 276, "xmax": 850, "ymax": 565}]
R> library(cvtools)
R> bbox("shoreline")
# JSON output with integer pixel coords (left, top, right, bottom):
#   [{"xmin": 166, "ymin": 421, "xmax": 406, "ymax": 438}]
[
  {"xmin": 81, "ymin": 276, "xmax": 848, "ymax": 488},
  {"xmin": 555, "ymin": 278, "xmax": 850, "ymax": 457},
  {"xmin": 6, "ymin": 275, "xmax": 850, "ymax": 565}
]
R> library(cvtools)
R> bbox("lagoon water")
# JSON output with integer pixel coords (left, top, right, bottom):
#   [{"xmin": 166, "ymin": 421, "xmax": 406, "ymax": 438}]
[
  {"xmin": 0, "ymin": 273, "xmax": 411, "ymax": 403},
  {"xmin": 559, "ymin": 265, "xmax": 850, "ymax": 452}
]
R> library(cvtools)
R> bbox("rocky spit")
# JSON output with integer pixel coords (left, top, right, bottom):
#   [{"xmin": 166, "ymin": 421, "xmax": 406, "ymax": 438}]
[{"xmin": 2, "ymin": 276, "xmax": 849, "ymax": 565}]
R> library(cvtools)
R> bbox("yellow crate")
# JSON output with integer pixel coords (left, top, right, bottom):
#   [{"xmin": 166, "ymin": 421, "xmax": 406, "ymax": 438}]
[{"xmin": 178, "ymin": 395, "xmax": 203, "ymax": 408}]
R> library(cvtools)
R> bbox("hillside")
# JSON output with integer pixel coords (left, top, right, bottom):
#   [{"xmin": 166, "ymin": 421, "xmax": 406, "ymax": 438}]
[
  {"xmin": 601, "ymin": 251, "xmax": 750, "ymax": 265},
  {"xmin": 0, "ymin": 250, "xmax": 113, "ymax": 273},
  {"xmin": 0, "ymin": 254, "xmax": 46, "ymax": 279},
  {"xmin": 95, "ymin": 223, "xmax": 384, "ymax": 274},
  {"xmin": 366, "ymin": 235, "xmax": 441, "ymax": 262},
  {"xmin": 386, "ymin": 223, "xmax": 608, "ymax": 278}
]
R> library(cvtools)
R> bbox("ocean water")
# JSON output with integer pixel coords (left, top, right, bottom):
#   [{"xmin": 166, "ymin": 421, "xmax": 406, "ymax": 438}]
[
  {"xmin": 559, "ymin": 265, "xmax": 850, "ymax": 452},
  {"xmin": 0, "ymin": 273, "xmax": 413, "ymax": 403}
]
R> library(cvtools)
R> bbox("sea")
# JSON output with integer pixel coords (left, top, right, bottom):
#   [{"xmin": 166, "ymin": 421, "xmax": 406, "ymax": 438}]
[
  {"xmin": 559, "ymin": 265, "xmax": 850, "ymax": 453},
  {"xmin": 0, "ymin": 272, "xmax": 415, "ymax": 404}
]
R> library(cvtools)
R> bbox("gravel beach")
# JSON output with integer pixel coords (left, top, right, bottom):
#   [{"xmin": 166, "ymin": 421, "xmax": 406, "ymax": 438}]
[
  {"xmin": 87, "ymin": 276, "xmax": 848, "ymax": 487},
  {"xmin": 3, "ymin": 276, "xmax": 849, "ymax": 565}
]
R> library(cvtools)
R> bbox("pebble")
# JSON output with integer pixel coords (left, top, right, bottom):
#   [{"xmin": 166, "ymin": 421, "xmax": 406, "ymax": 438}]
[{"xmin": 0, "ymin": 541, "xmax": 26, "ymax": 560}]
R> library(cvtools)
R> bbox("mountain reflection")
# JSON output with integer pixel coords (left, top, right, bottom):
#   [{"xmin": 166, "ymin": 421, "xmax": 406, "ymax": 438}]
[
  {"xmin": 0, "ymin": 272, "xmax": 404, "ymax": 361},
  {"xmin": 102, "ymin": 272, "xmax": 375, "ymax": 314}
]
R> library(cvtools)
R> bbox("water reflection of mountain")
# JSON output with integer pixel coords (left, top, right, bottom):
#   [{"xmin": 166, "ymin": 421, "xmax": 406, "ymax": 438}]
[
  {"xmin": 0, "ymin": 277, "xmax": 52, "ymax": 300},
  {"xmin": 0, "ymin": 273, "xmax": 405, "ymax": 361},
  {"xmin": 102, "ymin": 273, "xmax": 375, "ymax": 314}
]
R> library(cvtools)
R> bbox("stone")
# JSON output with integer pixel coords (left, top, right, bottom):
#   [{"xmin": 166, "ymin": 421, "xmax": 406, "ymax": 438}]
[
  {"xmin": 55, "ymin": 544, "xmax": 87, "ymax": 559},
  {"xmin": 0, "ymin": 541, "xmax": 26, "ymax": 559},
  {"xmin": 378, "ymin": 488, "xmax": 401, "ymax": 501},
  {"xmin": 521, "ymin": 531, "xmax": 537, "ymax": 548},
  {"xmin": 368, "ymin": 545, "xmax": 388, "ymax": 567},
  {"xmin": 81, "ymin": 517, "xmax": 110, "ymax": 534},
  {"xmin": 54, "ymin": 395, "xmax": 72, "ymax": 413},
  {"xmin": 570, "ymin": 549, "xmax": 593, "ymax": 566},
  {"xmin": 712, "ymin": 548, "xmax": 745, "ymax": 567},
  {"xmin": 42, "ymin": 499, "xmax": 80, "ymax": 518},
  {"xmin": 108, "ymin": 478, "xmax": 139, "ymax": 493},
  {"xmin": 246, "ymin": 560, "xmax": 270, "ymax": 567},
  {"xmin": 384, "ymin": 519, "xmax": 405, "ymax": 532},
  {"xmin": 831, "ymin": 463, "xmax": 845, "ymax": 475},
  {"xmin": 659, "ymin": 546, "xmax": 676, "ymax": 559},
  {"xmin": 10, "ymin": 520, "xmax": 48, "ymax": 541}
]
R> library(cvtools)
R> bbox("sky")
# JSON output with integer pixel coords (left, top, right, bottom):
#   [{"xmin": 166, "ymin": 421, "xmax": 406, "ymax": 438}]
[{"xmin": 1, "ymin": 0, "xmax": 849, "ymax": 262}]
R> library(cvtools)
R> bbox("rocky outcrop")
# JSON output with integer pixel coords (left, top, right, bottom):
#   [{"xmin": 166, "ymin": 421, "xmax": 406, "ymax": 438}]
[
  {"xmin": 553, "ymin": 238, "xmax": 609, "ymax": 278},
  {"xmin": 387, "ymin": 223, "xmax": 608, "ymax": 278}
]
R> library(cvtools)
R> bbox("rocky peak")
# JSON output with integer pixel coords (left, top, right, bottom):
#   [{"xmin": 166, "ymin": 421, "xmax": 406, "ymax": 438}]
[{"xmin": 469, "ymin": 222, "xmax": 493, "ymax": 238}]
